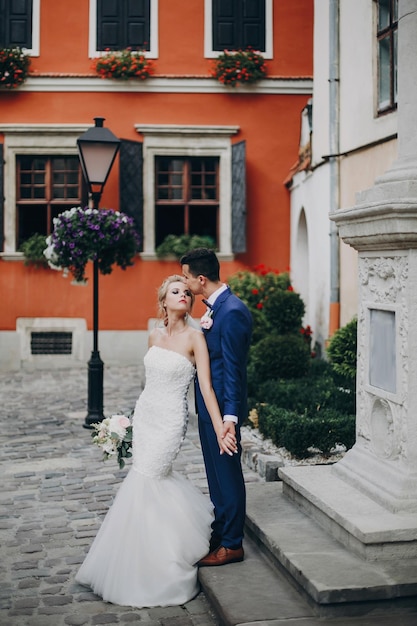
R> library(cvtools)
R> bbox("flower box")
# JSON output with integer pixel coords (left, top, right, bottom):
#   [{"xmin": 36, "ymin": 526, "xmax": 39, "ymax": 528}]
[
  {"xmin": 210, "ymin": 48, "xmax": 267, "ymax": 87},
  {"xmin": 92, "ymin": 48, "xmax": 154, "ymax": 80}
]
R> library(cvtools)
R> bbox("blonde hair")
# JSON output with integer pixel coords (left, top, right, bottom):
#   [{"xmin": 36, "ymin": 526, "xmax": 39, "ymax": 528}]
[{"xmin": 157, "ymin": 275, "xmax": 195, "ymax": 326}]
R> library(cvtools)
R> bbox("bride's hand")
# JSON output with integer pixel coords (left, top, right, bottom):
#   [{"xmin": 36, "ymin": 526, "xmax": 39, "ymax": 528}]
[{"xmin": 217, "ymin": 422, "xmax": 237, "ymax": 456}]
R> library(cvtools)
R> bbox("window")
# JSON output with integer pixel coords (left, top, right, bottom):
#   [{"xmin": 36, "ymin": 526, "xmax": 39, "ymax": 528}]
[
  {"xmin": 16, "ymin": 156, "xmax": 85, "ymax": 247},
  {"xmin": 155, "ymin": 157, "xmax": 219, "ymax": 247},
  {"xmin": 91, "ymin": 0, "xmax": 158, "ymax": 57},
  {"xmin": 212, "ymin": 0, "xmax": 265, "ymax": 52},
  {"xmin": 0, "ymin": 126, "xmax": 88, "ymax": 256},
  {"xmin": 0, "ymin": 0, "xmax": 32, "ymax": 48},
  {"xmin": 205, "ymin": 0, "xmax": 272, "ymax": 59},
  {"xmin": 377, "ymin": 0, "xmax": 398, "ymax": 114},
  {"xmin": 0, "ymin": 0, "xmax": 39, "ymax": 54},
  {"xmin": 125, "ymin": 125, "xmax": 246, "ymax": 259},
  {"xmin": 96, "ymin": 0, "xmax": 150, "ymax": 51}
]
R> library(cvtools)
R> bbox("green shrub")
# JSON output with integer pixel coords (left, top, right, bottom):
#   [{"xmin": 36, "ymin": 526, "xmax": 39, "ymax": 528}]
[
  {"xmin": 256, "ymin": 403, "xmax": 355, "ymax": 459},
  {"xmin": 249, "ymin": 333, "xmax": 311, "ymax": 385},
  {"xmin": 19, "ymin": 233, "xmax": 49, "ymax": 268},
  {"xmin": 262, "ymin": 288, "xmax": 305, "ymax": 335},
  {"xmin": 251, "ymin": 372, "xmax": 355, "ymax": 416},
  {"xmin": 227, "ymin": 267, "xmax": 291, "ymax": 338},
  {"xmin": 327, "ymin": 317, "xmax": 358, "ymax": 382},
  {"xmin": 155, "ymin": 234, "xmax": 216, "ymax": 259}
]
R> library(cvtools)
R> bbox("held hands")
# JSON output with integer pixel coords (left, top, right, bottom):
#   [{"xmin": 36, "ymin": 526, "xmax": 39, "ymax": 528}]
[{"xmin": 217, "ymin": 421, "xmax": 238, "ymax": 456}]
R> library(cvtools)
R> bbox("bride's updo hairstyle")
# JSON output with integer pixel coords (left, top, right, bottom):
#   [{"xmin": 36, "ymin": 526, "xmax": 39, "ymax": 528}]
[{"xmin": 157, "ymin": 275, "xmax": 195, "ymax": 327}]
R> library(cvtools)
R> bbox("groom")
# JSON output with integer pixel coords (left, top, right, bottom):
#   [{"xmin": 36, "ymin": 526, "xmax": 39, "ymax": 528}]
[{"xmin": 181, "ymin": 248, "xmax": 252, "ymax": 566}]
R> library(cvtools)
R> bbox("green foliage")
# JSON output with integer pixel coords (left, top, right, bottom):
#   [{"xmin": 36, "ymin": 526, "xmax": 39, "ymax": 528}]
[
  {"xmin": 0, "ymin": 47, "xmax": 31, "ymax": 88},
  {"xmin": 250, "ymin": 364, "xmax": 355, "ymax": 416},
  {"xmin": 227, "ymin": 266, "xmax": 292, "ymax": 343},
  {"xmin": 155, "ymin": 234, "xmax": 217, "ymax": 259},
  {"xmin": 257, "ymin": 403, "xmax": 355, "ymax": 459},
  {"xmin": 262, "ymin": 288, "xmax": 305, "ymax": 335},
  {"xmin": 228, "ymin": 266, "xmax": 357, "ymax": 461},
  {"xmin": 19, "ymin": 233, "xmax": 49, "ymax": 268},
  {"xmin": 249, "ymin": 333, "xmax": 311, "ymax": 384},
  {"xmin": 210, "ymin": 48, "xmax": 267, "ymax": 86},
  {"xmin": 327, "ymin": 317, "xmax": 358, "ymax": 382}
]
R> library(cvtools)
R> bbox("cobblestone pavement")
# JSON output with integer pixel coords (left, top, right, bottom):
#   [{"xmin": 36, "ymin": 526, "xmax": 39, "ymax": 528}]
[{"xmin": 0, "ymin": 365, "xmax": 261, "ymax": 626}]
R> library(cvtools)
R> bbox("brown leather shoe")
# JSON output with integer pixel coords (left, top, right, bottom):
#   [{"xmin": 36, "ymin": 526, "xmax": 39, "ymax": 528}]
[{"xmin": 198, "ymin": 545, "xmax": 244, "ymax": 567}]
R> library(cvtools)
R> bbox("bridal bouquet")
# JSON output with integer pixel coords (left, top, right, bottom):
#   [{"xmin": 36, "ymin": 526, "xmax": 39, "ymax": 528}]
[{"xmin": 91, "ymin": 414, "xmax": 133, "ymax": 469}]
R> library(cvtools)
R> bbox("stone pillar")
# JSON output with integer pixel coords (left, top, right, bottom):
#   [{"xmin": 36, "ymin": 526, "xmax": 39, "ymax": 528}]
[{"xmin": 329, "ymin": 0, "xmax": 417, "ymax": 513}]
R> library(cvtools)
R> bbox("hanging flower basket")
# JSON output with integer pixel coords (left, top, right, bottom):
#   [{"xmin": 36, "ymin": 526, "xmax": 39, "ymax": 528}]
[
  {"xmin": 0, "ymin": 47, "xmax": 31, "ymax": 89},
  {"xmin": 44, "ymin": 206, "xmax": 141, "ymax": 283},
  {"xmin": 92, "ymin": 48, "xmax": 155, "ymax": 80},
  {"xmin": 210, "ymin": 48, "xmax": 267, "ymax": 87}
]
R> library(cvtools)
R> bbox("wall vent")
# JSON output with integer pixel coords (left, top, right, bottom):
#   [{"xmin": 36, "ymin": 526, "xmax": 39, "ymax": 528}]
[{"xmin": 30, "ymin": 331, "xmax": 73, "ymax": 355}]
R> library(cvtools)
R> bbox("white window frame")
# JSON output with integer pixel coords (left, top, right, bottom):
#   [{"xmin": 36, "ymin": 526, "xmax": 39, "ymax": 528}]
[
  {"xmin": 0, "ymin": 125, "xmax": 89, "ymax": 258},
  {"xmin": 135, "ymin": 124, "xmax": 239, "ymax": 260},
  {"xmin": 204, "ymin": 0, "xmax": 273, "ymax": 59},
  {"xmin": 88, "ymin": 0, "xmax": 159, "ymax": 58}
]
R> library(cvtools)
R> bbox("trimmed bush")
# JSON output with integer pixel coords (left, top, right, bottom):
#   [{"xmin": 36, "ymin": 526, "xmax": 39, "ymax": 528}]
[
  {"xmin": 262, "ymin": 288, "xmax": 305, "ymax": 335},
  {"xmin": 327, "ymin": 317, "xmax": 357, "ymax": 382},
  {"xmin": 257, "ymin": 403, "xmax": 355, "ymax": 459},
  {"xmin": 249, "ymin": 332, "xmax": 311, "ymax": 384},
  {"xmin": 251, "ymin": 373, "xmax": 355, "ymax": 416}
]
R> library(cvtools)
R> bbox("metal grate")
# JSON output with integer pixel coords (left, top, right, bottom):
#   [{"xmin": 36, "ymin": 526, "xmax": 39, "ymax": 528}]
[{"xmin": 30, "ymin": 331, "xmax": 73, "ymax": 355}]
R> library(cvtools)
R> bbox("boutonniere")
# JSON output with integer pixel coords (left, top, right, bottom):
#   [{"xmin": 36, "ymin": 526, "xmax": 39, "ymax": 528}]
[{"xmin": 200, "ymin": 299, "xmax": 214, "ymax": 329}]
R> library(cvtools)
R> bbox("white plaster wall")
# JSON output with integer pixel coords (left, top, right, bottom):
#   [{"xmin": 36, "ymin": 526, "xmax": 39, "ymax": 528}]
[
  {"xmin": 290, "ymin": 163, "xmax": 331, "ymax": 352},
  {"xmin": 310, "ymin": 0, "xmax": 330, "ymax": 167},
  {"xmin": 339, "ymin": 0, "xmax": 397, "ymax": 152}
]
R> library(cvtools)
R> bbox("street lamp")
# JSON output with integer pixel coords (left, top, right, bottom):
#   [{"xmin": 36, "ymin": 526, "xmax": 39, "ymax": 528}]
[{"xmin": 77, "ymin": 117, "xmax": 121, "ymax": 428}]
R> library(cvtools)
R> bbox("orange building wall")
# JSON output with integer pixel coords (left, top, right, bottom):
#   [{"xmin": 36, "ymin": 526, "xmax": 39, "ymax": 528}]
[
  {"xmin": 0, "ymin": 1, "xmax": 313, "ymax": 333},
  {"xmin": 29, "ymin": 0, "xmax": 313, "ymax": 78}
]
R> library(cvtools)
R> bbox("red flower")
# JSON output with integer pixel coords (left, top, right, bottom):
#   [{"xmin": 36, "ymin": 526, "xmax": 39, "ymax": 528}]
[
  {"xmin": 251, "ymin": 289, "xmax": 259, "ymax": 295},
  {"xmin": 256, "ymin": 302, "xmax": 263, "ymax": 309},
  {"xmin": 287, "ymin": 285, "xmax": 294, "ymax": 292}
]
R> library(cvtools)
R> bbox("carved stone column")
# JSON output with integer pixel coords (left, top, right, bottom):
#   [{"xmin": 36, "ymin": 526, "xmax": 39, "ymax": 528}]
[{"xmin": 329, "ymin": 0, "xmax": 417, "ymax": 513}]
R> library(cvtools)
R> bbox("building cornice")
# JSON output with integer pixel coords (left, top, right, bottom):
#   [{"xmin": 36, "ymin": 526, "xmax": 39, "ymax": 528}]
[{"xmin": 18, "ymin": 75, "xmax": 313, "ymax": 95}]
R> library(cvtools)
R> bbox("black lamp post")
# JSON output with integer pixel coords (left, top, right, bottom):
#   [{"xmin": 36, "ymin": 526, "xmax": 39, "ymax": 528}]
[{"xmin": 77, "ymin": 117, "xmax": 121, "ymax": 428}]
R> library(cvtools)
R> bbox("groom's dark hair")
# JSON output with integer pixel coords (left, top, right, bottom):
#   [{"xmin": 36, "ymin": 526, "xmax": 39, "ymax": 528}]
[{"xmin": 180, "ymin": 248, "xmax": 220, "ymax": 282}]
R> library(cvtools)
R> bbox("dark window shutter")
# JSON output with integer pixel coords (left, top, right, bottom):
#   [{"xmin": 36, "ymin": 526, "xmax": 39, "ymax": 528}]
[
  {"xmin": 97, "ymin": 0, "xmax": 150, "ymax": 50},
  {"xmin": 126, "ymin": 0, "xmax": 150, "ymax": 49},
  {"xmin": 231, "ymin": 141, "xmax": 246, "ymax": 254},
  {"xmin": 213, "ymin": 0, "xmax": 237, "ymax": 50},
  {"xmin": 212, "ymin": 0, "xmax": 265, "ymax": 51},
  {"xmin": 242, "ymin": 0, "xmax": 265, "ymax": 50},
  {"xmin": 0, "ymin": 144, "xmax": 3, "ymax": 252},
  {"xmin": 119, "ymin": 139, "xmax": 143, "ymax": 252},
  {"xmin": 0, "ymin": 0, "xmax": 33, "ymax": 48},
  {"xmin": 97, "ymin": 0, "xmax": 123, "ymax": 50}
]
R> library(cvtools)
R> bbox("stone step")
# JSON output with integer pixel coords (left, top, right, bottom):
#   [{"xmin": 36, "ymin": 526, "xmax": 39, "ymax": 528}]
[
  {"xmin": 244, "ymin": 482, "xmax": 417, "ymax": 612},
  {"xmin": 279, "ymin": 464, "xmax": 417, "ymax": 560}
]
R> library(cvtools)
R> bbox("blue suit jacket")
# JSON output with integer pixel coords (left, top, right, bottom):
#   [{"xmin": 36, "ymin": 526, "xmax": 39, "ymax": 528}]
[{"xmin": 196, "ymin": 287, "xmax": 252, "ymax": 425}]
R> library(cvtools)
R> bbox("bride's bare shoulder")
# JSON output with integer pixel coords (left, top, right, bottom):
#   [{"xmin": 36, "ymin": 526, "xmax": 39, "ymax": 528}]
[{"xmin": 149, "ymin": 326, "xmax": 165, "ymax": 345}]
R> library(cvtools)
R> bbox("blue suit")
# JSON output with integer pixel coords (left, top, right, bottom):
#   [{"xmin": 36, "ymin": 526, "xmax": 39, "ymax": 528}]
[{"xmin": 195, "ymin": 286, "xmax": 252, "ymax": 549}]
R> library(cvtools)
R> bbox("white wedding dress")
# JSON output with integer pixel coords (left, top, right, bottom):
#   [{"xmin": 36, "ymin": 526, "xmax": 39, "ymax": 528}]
[{"xmin": 76, "ymin": 346, "xmax": 213, "ymax": 607}]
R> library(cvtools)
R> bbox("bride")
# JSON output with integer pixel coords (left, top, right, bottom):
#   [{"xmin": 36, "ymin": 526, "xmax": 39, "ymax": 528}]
[{"xmin": 76, "ymin": 275, "xmax": 237, "ymax": 608}]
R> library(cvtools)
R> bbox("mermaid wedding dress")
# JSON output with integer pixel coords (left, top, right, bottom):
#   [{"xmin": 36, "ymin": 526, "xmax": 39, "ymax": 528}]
[{"xmin": 76, "ymin": 346, "xmax": 213, "ymax": 607}]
